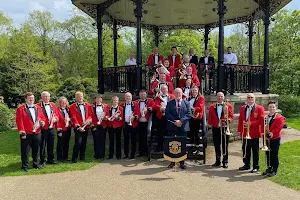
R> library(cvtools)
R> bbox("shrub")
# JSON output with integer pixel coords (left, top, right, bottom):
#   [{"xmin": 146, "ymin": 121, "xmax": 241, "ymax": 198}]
[
  {"xmin": 56, "ymin": 77, "xmax": 85, "ymax": 104},
  {"xmin": 0, "ymin": 104, "xmax": 15, "ymax": 128},
  {"xmin": 279, "ymin": 95, "xmax": 300, "ymax": 118}
]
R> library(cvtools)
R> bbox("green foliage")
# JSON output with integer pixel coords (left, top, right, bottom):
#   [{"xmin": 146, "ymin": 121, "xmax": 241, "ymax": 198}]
[
  {"xmin": 278, "ymin": 95, "xmax": 300, "ymax": 118},
  {"xmin": 56, "ymin": 77, "xmax": 85, "ymax": 104},
  {"xmin": 285, "ymin": 117, "xmax": 300, "ymax": 130},
  {"xmin": 0, "ymin": 104, "xmax": 15, "ymax": 128}
]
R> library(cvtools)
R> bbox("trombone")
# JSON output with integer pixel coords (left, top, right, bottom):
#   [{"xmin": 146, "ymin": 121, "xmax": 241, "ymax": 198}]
[
  {"xmin": 242, "ymin": 106, "xmax": 252, "ymax": 158},
  {"xmin": 261, "ymin": 115, "xmax": 270, "ymax": 152},
  {"xmin": 220, "ymin": 100, "xmax": 232, "ymax": 157}
]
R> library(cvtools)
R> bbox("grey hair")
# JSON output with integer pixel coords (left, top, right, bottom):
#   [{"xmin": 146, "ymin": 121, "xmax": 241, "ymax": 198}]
[{"xmin": 41, "ymin": 91, "xmax": 50, "ymax": 97}]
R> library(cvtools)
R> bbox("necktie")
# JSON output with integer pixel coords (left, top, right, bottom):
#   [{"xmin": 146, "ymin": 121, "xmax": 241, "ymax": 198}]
[{"xmin": 177, "ymin": 100, "xmax": 180, "ymax": 113}]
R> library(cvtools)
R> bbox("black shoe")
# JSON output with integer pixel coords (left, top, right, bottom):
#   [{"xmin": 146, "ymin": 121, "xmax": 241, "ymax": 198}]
[
  {"xmin": 123, "ymin": 155, "xmax": 129, "ymax": 159},
  {"xmin": 222, "ymin": 163, "xmax": 228, "ymax": 168},
  {"xmin": 137, "ymin": 153, "xmax": 144, "ymax": 157},
  {"xmin": 64, "ymin": 159, "xmax": 71, "ymax": 162},
  {"xmin": 129, "ymin": 155, "xmax": 135, "ymax": 159},
  {"xmin": 267, "ymin": 172, "xmax": 277, "ymax": 177},
  {"xmin": 168, "ymin": 163, "xmax": 175, "ymax": 169},
  {"xmin": 179, "ymin": 164, "xmax": 187, "ymax": 170},
  {"xmin": 21, "ymin": 168, "xmax": 28, "ymax": 172},
  {"xmin": 47, "ymin": 161, "xmax": 57, "ymax": 165},
  {"xmin": 239, "ymin": 165, "xmax": 250, "ymax": 170},
  {"xmin": 80, "ymin": 158, "xmax": 85, "ymax": 161},
  {"xmin": 262, "ymin": 168, "xmax": 272, "ymax": 175},
  {"xmin": 107, "ymin": 156, "xmax": 113, "ymax": 159},
  {"xmin": 212, "ymin": 162, "xmax": 221, "ymax": 167},
  {"xmin": 251, "ymin": 168, "xmax": 259, "ymax": 173},
  {"xmin": 40, "ymin": 162, "xmax": 46, "ymax": 167},
  {"xmin": 117, "ymin": 157, "xmax": 121, "ymax": 160},
  {"xmin": 72, "ymin": 160, "xmax": 77, "ymax": 163},
  {"xmin": 33, "ymin": 165, "xmax": 41, "ymax": 169}
]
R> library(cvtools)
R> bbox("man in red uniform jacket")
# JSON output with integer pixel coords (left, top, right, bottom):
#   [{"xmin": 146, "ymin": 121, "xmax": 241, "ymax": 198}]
[
  {"xmin": 120, "ymin": 92, "xmax": 141, "ymax": 159},
  {"xmin": 149, "ymin": 74, "xmax": 174, "ymax": 96},
  {"xmin": 38, "ymin": 91, "xmax": 60, "ymax": 166},
  {"xmin": 107, "ymin": 96, "xmax": 124, "ymax": 159},
  {"xmin": 135, "ymin": 90, "xmax": 154, "ymax": 157},
  {"xmin": 188, "ymin": 86, "xmax": 205, "ymax": 155},
  {"xmin": 147, "ymin": 47, "xmax": 164, "ymax": 67},
  {"xmin": 238, "ymin": 93, "xmax": 265, "ymax": 173},
  {"xmin": 178, "ymin": 65, "xmax": 200, "ymax": 88},
  {"xmin": 153, "ymin": 85, "xmax": 175, "ymax": 151},
  {"xmin": 168, "ymin": 46, "xmax": 181, "ymax": 69},
  {"xmin": 208, "ymin": 92, "xmax": 234, "ymax": 168},
  {"xmin": 262, "ymin": 101, "xmax": 285, "ymax": 177},
  {"xmin": 91, "ymin": 94, "xmax": 109, "ymax": 159},
  {"xmin": 16, "ymin": 92, "xmax": 46, "ymax": 172},
  {"xmin": 69, "ymin": 91, "xmax": 93, "ymax": 163}
]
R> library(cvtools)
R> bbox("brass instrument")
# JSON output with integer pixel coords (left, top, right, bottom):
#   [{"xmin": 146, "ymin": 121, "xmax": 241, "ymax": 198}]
[
  {"xmin": 223, "ymin": 100, "xmax": 232, "ymax": 136},
  {"xmin": 49, "ymin": 113, "xmax": 57, "ymax": 129},
  {"xmin": 108, "ymin": 109, "xmax": 120, "ymax": 121},
  {"xmin": 244, "ymin": 107, "xmax": 252, "ymax": 139},
  {"xmin": 97, "ymin": 113, "xmax": 105, "ymax": 125},
  {"xmin": 128, "ymin": 111, "xmax": 134, "ymax": 126},
  {"xmin": 156, "ymin": 63, "xmax": 170, "ymax": 75},
  {"xmin": 81, "ymin": 118, "xmax": 92, "ymax": 131},
  {"xmin": 141, "ymin": 105, "xmax": 147, "ymax": 117},
  {"xmin": 159, "ymin": 94, "xmax": 167, "ymax": 111},
  {"xmin": 261, "ymin": 115, "xmax": 270, "ymax": 151},
  {"xmin": 32, "ymin": 117, "xmax": 41, "ymax": 133},
  {"xmin": 151, "ymin": 72, "xmax": 159, "ymax": 83},
  {"xmin": 65, "ymin": 115, "xmax": 70, "ymax": 127}
]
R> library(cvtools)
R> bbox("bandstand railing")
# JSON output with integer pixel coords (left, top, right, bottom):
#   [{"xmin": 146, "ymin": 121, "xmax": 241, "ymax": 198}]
[{"xmin": 103, "ymin": 64, "xmax": 264, "ymax": 95}]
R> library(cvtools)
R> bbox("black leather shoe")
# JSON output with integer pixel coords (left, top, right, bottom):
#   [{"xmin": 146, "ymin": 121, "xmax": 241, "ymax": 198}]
[
  {"xmin": 22, "ymin": 168, "xmax": 28, "ymax": 172},
  {"xmin": 117, "ymin": 157, "xmax": 121, "ymax": 160},
  {"xmin": 47, "ymin": 161, "xmax": 57, "ymax": 165},
  {"xmin": 239, "ymin": 165, "xmax": 250, "ymax": 170},
  {"xmin": 40, "ymin": 162, "xmax": 46, "ymax": 167},
  {"xmin": 179, "ymin": 164, "xmax": 187, "ymax": 170},
  {"xmin": 123, "ymin": 155, "xmax": 129, "ymax": 159},
  {"xmin": 262, "ymin": 168, "xmax": 272, "ymax": 175},
  {"xmin": 129, "ymin": 155, "xmax": 135, "ymax": 159},
  {"xmin": 137, "ymin": 154, "xmax": 144, "ymax": 157},
  {"xmin": 222, "ymin": 163, "xmax": 228, "ymax": 168},
  {"xmin": 107, "ymin": 156, "xmax": 113, "ymax": 159},
  {"xmin": 168, "ymin": 163, "xmax": 175, "ymax": 169},
  {"xmin": 33, "ymin": 165, "xmax": 41, "ymax": 169},
  {"xmin": 251, "ymin": 168, "xmax": 259, "ymax": 173},
  {"xmin": 212, "ymin": 162, "xmax": 221, "ymax": 167},
  {"xmin": 267, "ymin": 172, "xmax": 277, "ymax": 177},
  {"xmin": 72, "ymin": 160, "xmax": 77, "ymax": 163}
]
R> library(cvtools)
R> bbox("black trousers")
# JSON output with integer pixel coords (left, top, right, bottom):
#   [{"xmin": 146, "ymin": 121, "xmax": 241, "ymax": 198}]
[
  {"xmin": 188, "ymin": 118, "xmax": 201, "ymax": 146},
  {"xmin": 138, "ymin": 122, "xmax": 148, "ymax": 155},
  {"xmin": 242, "ymin": 138, "xmax": 259, "ymax": 169},
  {"xmin": 266, "ymin": 138, "xmax": 281, "ymax": 173},
  {"xmin": 72, "ymin": 129, "xmax": 88, "ymax": 162},
  {"xmin": 21, "ymin": 133, "xmax": 41, "ymax": 169},
  {"xmin": 212, "ymin": 127, "xmax": 229, "ymax": 163},
  {"xmin": 124, "ymin": 123, "xmax": 137, "ymax": 157},
  {"xmin": 92, "ymin": 125, "xmax": 107, "ymax": 159},
  {"xmin": 56, "ymin": 127, "xmax": 71, "ymax": 161},
  {"xmin": 108, "ymin": 127, "xmax": 122, "ymax": 158},
  {"xmin": 40, "ymin": 128, "xmax": 55, "ymax": 163},
  {"xmin": 157, "ymin": 116, "xmax": 167, "ymax": 150}
]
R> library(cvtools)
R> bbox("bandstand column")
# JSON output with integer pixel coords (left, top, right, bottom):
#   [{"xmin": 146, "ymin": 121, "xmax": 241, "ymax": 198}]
[
  {"xmin": 112, "ymin": 19, "xmax": 118, "ymax": 66},
  {"xmin": 154, "ymin": 26, "xmax": 159, "ymax": 47},
  {"xmin": 216, "ymin": 0, "xmax": 226, "ymax": 93},
  {"xmin": 97, "ymin": 5, "xmax": 104, "ymax": 94},
  {"xmin": 134, "ymin": 0, "xmax": 143, "ymax": 94},
  {"xmin": 262, "ymin": 0, "xmax": 270, "ymax": 94},
  {"xmin": 204, "ymin": 25, "xmax": 210, "ymax": 50},
  {"xmin": 248, "ymin": 17, "xmax": 254, "ymax": 92}
]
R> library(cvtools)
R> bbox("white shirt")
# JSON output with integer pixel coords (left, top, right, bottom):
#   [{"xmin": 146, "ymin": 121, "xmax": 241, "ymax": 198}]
[
  {"xmin": 245, "ymin": 104, "xmax": 254, "ymax": 121},
  {"xmin": 204, "ymin": 57, "xmax": 208, "ymax": 64},
  {"xmin": 79, "ymin": 104, "xmax": 85, "ymax": 122},
  {"xmin": 111, "ymin": 106, "xmax": 117, "ymax": 116},
  {"xmin": 125, "ymin": 58, "xmax": 136, "ymax": 66},
  {"xmin": 125, "ymin": 103, "xmax": 132, "ymax": 123},
  {"xmin": 44, "ymin": 103, "xmax": 51, "ymax": 120},
  {"xmin": 217, "ymin": 104, "xmax": 223, "ymax": 119},
  {"xmin": 96, "ymin": 105, "xmax": 104, "ymax": 119},
  {"xmin": 172, "ymin": 55, "xmax": 176, "ymax": 64},
  {"xmin": 189, "ymin": 97, "xmax": 196, "ymax": 107},
  {"xmin": 224, "ymin": 53, "xmax": 238, "ymax": 64},
  {"xmin": 154, "ymin": 54, "xmax": 159, "ymax": 64},
  {"xmin": 27, "ymin": 104, "xmax": 36, "ymax": 122},
  {"xmin": 139, "ymin": 101, "xmax": 147, "ymax": 122},
  {"xmin": 184, "ymin": 87, "xmax": 190, "ymax": 98}
]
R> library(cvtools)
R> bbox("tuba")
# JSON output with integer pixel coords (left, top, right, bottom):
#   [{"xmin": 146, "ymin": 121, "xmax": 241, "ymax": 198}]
[{"xmin": 261, "ymin": 115, "xmax": 270, "ymax": 151}]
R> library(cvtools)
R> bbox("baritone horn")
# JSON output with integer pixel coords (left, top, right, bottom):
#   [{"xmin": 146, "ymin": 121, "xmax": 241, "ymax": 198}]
[{"xmin": 261, "ymin": 115, "xmax": 270, "ymax": 151}]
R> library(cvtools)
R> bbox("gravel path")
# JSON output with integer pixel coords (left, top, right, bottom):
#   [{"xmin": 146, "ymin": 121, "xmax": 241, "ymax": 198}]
[{"xmin": 0, "ymin": 128, "xmax": 299, "ymax": 200}]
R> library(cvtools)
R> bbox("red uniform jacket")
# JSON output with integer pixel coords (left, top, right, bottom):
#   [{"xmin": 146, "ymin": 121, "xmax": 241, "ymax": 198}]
[
  {"xmin": 69, "ymin": 102, "xmax": 93, "ymax": 128},
  {"xmin": 37, "ymin": 102, "xmax": 60, "ymax": 130},
  {"xmin": 120, "ymin": 101, "xmax": 141, "ymax": 128},
  {"xmin": 189, "ymin": 95, "xmax": 205, "ymax": 120},
  {"xmin": 268, "ymin": 113, "xmax": 285, "ymax": 140},
  {"xmin": 238, "ymin": 104, "xmax": 265, "ymax": 138},
  {"xmin": 147, "ymin": 54, "xmax": 164, "ymax": 66},
  {"xmin": 167, "ymin": 66, "xmax": 175, "ymax": 78},
  {"xmin": 16, "ymin": 104, "xmax": 46, "ymax": 134},
  {"xmin": 178, "ymin": 74, "xmax": 200, "ymax": 88},
  {"xmin": 208, "ymin": 103, "xmax": 234, "ymax": 128},
  {"xmin": 153, "ymin": 94, "xmax": 175, "ymax": 119},
  {"xmin": 168, "ymin": 54, "xmax": 181, "ymax": 69},
  {"xmin": 149, "ymin": 81, "xmax": 174, "ymax": 96},
  {"xmin": 135, "ymin": 98, "xmax": 155, "ymax": 121},
  {"xmin": 107, "ymin": 106, "xmax": 124, "ymax": 128},
  {"xmin": 56, "ymin": 107, "xmax": 72, "ymax": 131},
  {"xmin": 91, "ymin": 103, "xmax": 109, "ymax": 128}
]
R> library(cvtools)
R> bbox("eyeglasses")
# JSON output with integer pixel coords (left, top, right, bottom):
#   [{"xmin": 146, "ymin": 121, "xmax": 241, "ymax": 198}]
[{"xmin": 247, "ymin": 97, "xmax": 254, "ymax": 99}]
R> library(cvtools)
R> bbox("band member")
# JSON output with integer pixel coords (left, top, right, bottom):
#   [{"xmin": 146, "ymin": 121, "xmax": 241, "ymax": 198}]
[
  {"xmin": 153, "ymin": 85, "xmax": 175, "ymax": 151},
  {"xmin": 69, "ymin": 91, "xmax": 93, "ymax": 163},
  {"xmin": 16, "ymin": 92, "xmax": 45, "ymax": 172},
  {"xmin": 262, "ymin": 101, "xmax": 285, "ymax": 177},
  {"xmin": 182, "ymin": 78, "xmax": 192, "ymax": 100},
  {"xmin": 149, "ymin": 73, "xmax": 174, "ymax": 96},
  {"xmin": 199, "ymin": 49, "xmax": 215, "ymax": 66},
  {"xmin": 147, "ymin": 47, "xmax": 164, "ymax": 66},
  {"xmin": 91, "ymin": 94, "xmax": 109, "ymax": 159},
  {"xmin": 188, "ymin": 86, "xmax": 205, "ymax": 155},
  {"xmin": 38, "ymin": 91, "xmax": 60, "ymax": 166},
  {"xmin": 177, "ymin": 55, "xmax": 197, "ymax": 76},
  {"xmin": 167, "ymin": 46, "xmax": 181, "ymax": 69},
  {"xmin": 163, "ymin": 59, "xmax": 175, "ymax": 78},
  {"xmin": 135, "ymin": 90, "xmax": 154, "ymax": 157},
  {"xmin": 120, "ymin": 92, "xmax": 140, "ymax": 159},
  {"xmin": 208, "ymin": 92, "xmax": 234, "ymax": 168},
  {"xmin": 224, "ymin": 46, "xmax": 238, "ymax": 64},
  {"xmin": 107, "ymin": 96, "xmax": 123, "ymax": 159},
  {"xmin": 56, "ymin": 97, "xmax": 72, "ymax": 162},
  {"xmin": 238, "ymin": 93, "xmax": 264, "ymax": 173},
  {"xmin": 189, "ymin": 48, "xmax": 198, "ymax": 66},
  {"xmin": 154, "ymin": 64, "xmax": 172, "ymax": 82},
  {"xmin": 178, "ymin": 65, "xmax": 200, "ymax": 88},
  {"xmin": 199, "ymin": 49, "xmax": 215, "ymax": 93},
  {"xmin": 165, "ymin": 88, "xmax": 191, "ymax": 169}
]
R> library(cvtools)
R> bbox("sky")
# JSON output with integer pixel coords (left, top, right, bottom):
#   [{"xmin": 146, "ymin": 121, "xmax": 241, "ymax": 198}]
[{"xmin": 1, "ymin": 0, "xmax": 299, "ymax": 36}]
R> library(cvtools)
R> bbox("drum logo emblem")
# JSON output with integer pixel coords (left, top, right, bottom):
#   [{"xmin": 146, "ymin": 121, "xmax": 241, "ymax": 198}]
[{"xmin": 169, "ymin": 141, "xmax": 181, "ymax": 154}]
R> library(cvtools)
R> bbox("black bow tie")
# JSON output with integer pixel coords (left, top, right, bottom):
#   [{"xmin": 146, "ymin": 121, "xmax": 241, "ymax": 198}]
[
  {"xmin": 44, "ymin": 103, "xmax": 50, "ymax": 106},
  {"xmin": 162, "ymin": 95, "xmax": 167, "ymax": 97},
  {"xmin": 186, "ymin": 87, "xmax": 190, "ymax": 89},
  {"xmin": 78, "ymin": 103, "xmax": 84, "ymax": 106},
  {"xmin": 96, "ymin": 104, "xmax": 102, "ymax": 107},
  {"xmin": 217, "ymin": 104, "xmax": 223, "ymax": 106},
  {"xmin": 126, "ymin": 103, "xmax": 131, "ymax": 105},
  {"xmin": 28, "ymin": 106, "xmax": 35, "ymax": 109},
  {"xmin": 190, "ymin": 96, "xmax": 196, "ymax": 99},
  {"xmin": 268, "ymin": 114, "xmax": 275, "ymax": 118},
  {"xmin": 228, "ymin": 53, "xmax": 231, "ymax": 54},
  {"xmin": 140, "ymin": 100, "xmax": 146, "ymax": 102}
]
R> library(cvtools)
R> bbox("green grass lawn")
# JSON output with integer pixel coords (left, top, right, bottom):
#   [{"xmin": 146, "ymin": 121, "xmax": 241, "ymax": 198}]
[
  {"xmin": 0, "ymin": 130, "xmax": 98, "ymax": 176},
  {"xmin": 259, "ymin": 140, "xmax": 300, "ymax": 191},
  {"xmin": 286, "ymin": 117, "xmax": 300, "ymax": 131}
]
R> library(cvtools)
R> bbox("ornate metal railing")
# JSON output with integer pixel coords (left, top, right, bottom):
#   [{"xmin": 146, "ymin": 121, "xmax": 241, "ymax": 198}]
[{"xmin": 103, "ymin": 64, "xmax": 264, "ymax": 95}]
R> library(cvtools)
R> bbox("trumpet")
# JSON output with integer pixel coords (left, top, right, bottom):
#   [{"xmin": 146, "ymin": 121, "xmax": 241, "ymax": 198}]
[
  {"xmin": 97, "ymin": 113, "xmax": 105, "ymax": 125},
  {"xmin": 108, "ymin": 109, "xmax": 120, "ymax": 121},
  {"xmin": 242, "ymin": 106, "xmax": 252, "ymax": 158},
  {"xmin": 128, "ymin": 111, "xmax": 134, "ymax": 126},
  {"xmin": 49, "ymin": 113, "xmax": 57, "ymax": 129},
  {"xmin": 261, "ymin": 115, "xmax": 270, "ymax": 151},
  {"xmin": 32, "ymin": 118, "xmax": 41, "ymax": 133},
  {"xmin": 65, "ymin": 115, "xmax": 70, "ymax": 128}
]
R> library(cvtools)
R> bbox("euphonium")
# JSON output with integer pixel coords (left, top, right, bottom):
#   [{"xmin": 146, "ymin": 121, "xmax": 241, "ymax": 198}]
[
  {"xmin": 261, "ymin": 115, "xmax": 270, "ymax": 151},
  {"xmin": 223, "ymin": 100, "xmax": 232, "ymax": 136},
  {"xmin": 156, "ymin": 63, "xmax": 170, "ymax": 75}
]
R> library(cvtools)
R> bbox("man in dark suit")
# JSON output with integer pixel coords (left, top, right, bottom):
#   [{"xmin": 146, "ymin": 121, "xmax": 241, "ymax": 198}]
[
  {"xmin": 199, "ymin": 49, "xmax": 215, "ymax": 66},
  {"xmin": 199, "ymin": 49, "xmax": 215, "ymax": 93},
  {"xmin": 189, "ymin": 48, "xmax": 198, "ymax": 66},
  {"xmin": 165, "ymin": 88, "xmax": 192, "ymax": 169}
]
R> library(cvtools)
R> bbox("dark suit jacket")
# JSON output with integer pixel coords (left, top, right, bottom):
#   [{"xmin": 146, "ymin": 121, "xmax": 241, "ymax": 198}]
[
  {"xmin": 199, "ymin": 56, "xmax": 215, "ymax": 64},
  {"xmin": 190, "ymin": 55, "xmax": 199, "ymax": 66},
  {"xmin": 165, "ymin": 99, "xmax": 191, "ymax": 136}
]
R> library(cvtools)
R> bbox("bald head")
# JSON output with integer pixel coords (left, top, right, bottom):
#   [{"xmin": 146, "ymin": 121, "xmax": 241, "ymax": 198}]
[
  {"xmin": 174, "ymin": 88, "xmax": 183, "ymax": 99},
  {"xmin": 125, "ymin": 92, "xmax": 132, "ymax": 103},
  {"xmin": 217, "ymin": 92, "xmax": 224, "ymax": 103}
]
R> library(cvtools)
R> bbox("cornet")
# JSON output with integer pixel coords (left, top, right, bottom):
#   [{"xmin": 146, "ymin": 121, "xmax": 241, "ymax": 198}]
[
  {"xmin": 128, "ymin": 111, "xmax": 134, "ymax": 126},
  {"xmin": 49, "ymin": 113, "xmax": 57, "ymax": 129},
  {"xmin": 32, "ymin": 118, "xmax": 41, "ymax": 133},
  {"xmin": 108, "ymin": 109, "xmax": 120, "ymax": 121},
  {"xmin": 141, "ymin": 106, "xmax": 147, "ymax": 117},
  {"xmin": 97, "ymin": 113, "xmax": 105, "ymax": 125},
  {"xmin": 261, "ymin": 115, "xmax": 270, "ymax": 151},
  {"xmin": 65, "ymin": 115, "xmax": 70, "ymax": 127},
  {"xmin": 81, "ymin": 118, "xmax": 92, "ymax": 131},
  {"xmin": 156, "ymin": 63, "xmax": 170, "ymax": 75}
]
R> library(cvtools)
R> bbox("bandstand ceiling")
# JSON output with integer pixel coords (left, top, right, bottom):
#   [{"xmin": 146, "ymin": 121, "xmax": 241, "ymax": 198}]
[{"xmin": 72, "ymin": 0, "xmax": 291, "ymax": 30}]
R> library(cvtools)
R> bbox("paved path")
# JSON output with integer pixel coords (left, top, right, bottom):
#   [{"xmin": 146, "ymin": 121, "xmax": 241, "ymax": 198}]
[{"xmin": 0, "ymin": 128, "xmax": 299, "ymax": 200}]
